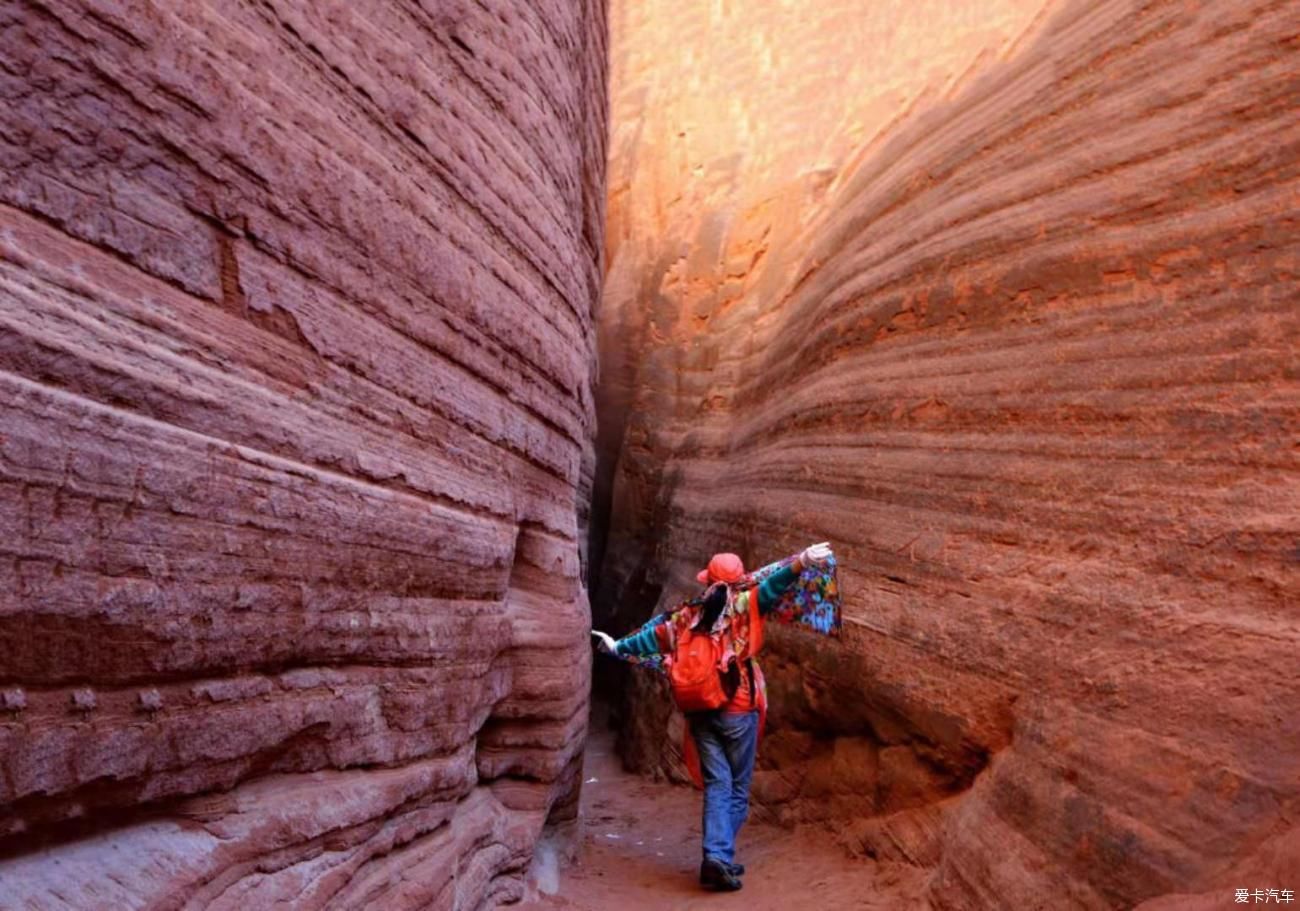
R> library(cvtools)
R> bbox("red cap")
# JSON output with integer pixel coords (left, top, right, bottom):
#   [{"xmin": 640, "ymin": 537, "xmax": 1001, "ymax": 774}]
[{"xmin": 696, "ymin": 552, "xmax": 745, "ymax": 585}]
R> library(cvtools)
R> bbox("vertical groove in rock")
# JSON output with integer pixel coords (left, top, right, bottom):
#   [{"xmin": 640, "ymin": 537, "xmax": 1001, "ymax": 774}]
[
  {"xmin": 0, "ymin": 1, "xmax": 607, "ymax": 907},
  {"xmin": 596, "ymin": 1, "xmax": 1299, "ymax": 908}
]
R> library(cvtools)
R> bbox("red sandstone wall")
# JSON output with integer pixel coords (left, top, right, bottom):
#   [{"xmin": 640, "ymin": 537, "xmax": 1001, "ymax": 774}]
[
  {"xmin": 596, "ymin": 1, "xmax": 1299, "ymax": 908},
  {"xmin": 0, "ymin": 1, "xmax": 606, "ymax": 907}
]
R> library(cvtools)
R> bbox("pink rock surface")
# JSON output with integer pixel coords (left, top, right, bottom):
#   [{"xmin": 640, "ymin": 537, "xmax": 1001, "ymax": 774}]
[
  {"xmin": 595, "ymin": 0, "xmax": 1300, "ymax": 908},
  {"xmin": 0, "ymin": 1, "xmax": 606, "ymax": 907}
]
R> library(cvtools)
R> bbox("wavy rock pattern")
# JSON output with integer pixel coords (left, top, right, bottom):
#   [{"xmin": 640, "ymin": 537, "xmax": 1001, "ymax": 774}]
[
  {"xmin": 595, "ymin": 0, "xmax": 1299, "ymax": 908},
  {"xmin": 0, "ymin": 0, "xmax": 606, "ymax": 907}
]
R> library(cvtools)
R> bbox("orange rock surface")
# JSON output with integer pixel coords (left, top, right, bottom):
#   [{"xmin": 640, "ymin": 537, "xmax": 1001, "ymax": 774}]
[{"xmin": 593, "ymin": 1, "xmax": 1300, "ymax": 908}]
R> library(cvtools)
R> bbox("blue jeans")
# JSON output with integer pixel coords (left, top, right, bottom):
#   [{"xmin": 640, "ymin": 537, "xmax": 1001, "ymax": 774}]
[{"xmin": 688, "ymin": 709, "xmax": 759, "ymax": 864}]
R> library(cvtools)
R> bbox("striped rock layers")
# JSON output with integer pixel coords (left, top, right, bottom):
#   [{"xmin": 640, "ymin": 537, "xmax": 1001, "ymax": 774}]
[
  {"xmin": 594, "ymin": 1, "xmax": 1299, "ymax": 908},
  {"xmin": 0, "ymin": 1, "xmax": 606, "ymax": 908}
]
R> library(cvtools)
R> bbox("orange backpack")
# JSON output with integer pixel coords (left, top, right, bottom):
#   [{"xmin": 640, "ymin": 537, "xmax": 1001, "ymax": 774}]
[{"xmin": 667, "ymin": 625, "xmax": 728, "ymax": 713}]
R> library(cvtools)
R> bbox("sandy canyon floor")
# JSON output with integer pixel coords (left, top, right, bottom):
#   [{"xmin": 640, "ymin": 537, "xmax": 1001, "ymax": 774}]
[{"xmin": 519, "ymin": 719, "xmax": 929, "ymax": 910}]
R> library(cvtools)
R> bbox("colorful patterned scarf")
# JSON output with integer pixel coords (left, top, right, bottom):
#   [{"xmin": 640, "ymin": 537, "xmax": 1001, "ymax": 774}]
[{"xmin": 748, "ymin": 551, "xmax": 842, "ymax": 636}]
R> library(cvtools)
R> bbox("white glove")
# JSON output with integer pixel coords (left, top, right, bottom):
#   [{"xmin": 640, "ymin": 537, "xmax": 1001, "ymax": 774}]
[
  {"xmin": 591, "ymin": 630, "xmax": 617, "ymax": 653},
  {"xmin": 801, "ymin": 541, "xmax": 832, "ymax": 567}
]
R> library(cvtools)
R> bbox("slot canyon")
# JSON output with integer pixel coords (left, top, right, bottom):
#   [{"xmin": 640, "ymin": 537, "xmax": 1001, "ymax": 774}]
[{"xmin": 0, "ymin": 1, "xmax": 1296, "ymax": 910}]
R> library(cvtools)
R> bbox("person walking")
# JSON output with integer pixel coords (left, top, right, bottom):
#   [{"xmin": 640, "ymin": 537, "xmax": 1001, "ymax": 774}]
[{"xmin": 593, "ymin": 541, "xmax": 837, "ymax": 892}]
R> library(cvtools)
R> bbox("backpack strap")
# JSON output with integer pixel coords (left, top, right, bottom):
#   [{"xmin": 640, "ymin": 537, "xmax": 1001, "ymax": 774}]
[
  {"xmin": 745, "ymin": 586, "xmax": 764, "ymax": 657},
  {"xmin": 654, "ymin": 620, "xmax": 674, "ymax": 655}
]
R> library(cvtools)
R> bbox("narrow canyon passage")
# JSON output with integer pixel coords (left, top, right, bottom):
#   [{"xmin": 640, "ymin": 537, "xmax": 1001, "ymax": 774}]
[{"xmin": 0, "ymin": 0, "xmax": 1296, "ymax": 909}]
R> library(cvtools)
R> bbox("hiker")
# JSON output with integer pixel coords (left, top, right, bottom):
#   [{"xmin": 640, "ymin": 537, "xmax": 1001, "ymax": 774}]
[{"xmin": 592, "ymin": 541, "xmax": 837, "ymax": 892}]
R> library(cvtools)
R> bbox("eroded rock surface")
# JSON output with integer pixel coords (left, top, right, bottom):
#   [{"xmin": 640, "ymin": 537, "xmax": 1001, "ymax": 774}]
[
  {"xmin": 595, "ymin": 1, "xmax": 1300, "ymax": 908},
  {"xmin": 0, "ymin": 1, "xmax": 606, "ymax": 907}
]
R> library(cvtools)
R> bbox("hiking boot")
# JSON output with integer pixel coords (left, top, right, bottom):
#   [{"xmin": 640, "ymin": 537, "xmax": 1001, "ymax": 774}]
[
  {"xmin": 699, "ymin": 858, "xmax": 743, "ymax": 892},
  {"xmin": 726, "ymin": 862, "xmax": 745, "ymax": 876}
]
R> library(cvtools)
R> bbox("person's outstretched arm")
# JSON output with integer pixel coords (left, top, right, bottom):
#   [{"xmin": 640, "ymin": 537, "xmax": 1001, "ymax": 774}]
[
  {"xmin": 756, "ymin": 542, "xmax": 832, "ymax": 615},
  {"xmin": 593, "ymin": 611, "xmax": 673, "ymax": 663}
]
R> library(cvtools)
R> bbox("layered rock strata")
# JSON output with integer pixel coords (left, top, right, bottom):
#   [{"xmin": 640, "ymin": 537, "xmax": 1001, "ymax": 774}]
[
  {"xmin": 595, "ymin": 1, "xmax": 1300, "ymax": 908},
  {"xmin": 0, "ymin": 0, "xmax": 606, "ymax": 907}
]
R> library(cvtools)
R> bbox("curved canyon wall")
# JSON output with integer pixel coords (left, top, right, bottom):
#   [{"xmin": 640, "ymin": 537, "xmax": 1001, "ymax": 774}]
[
  {"xmin": 595, "ymin": 0, "xmax": 1299, "ymax": 908},
  {"xmin": 0, "ymin": 1, "xmax": 605, "ymax": 907}
]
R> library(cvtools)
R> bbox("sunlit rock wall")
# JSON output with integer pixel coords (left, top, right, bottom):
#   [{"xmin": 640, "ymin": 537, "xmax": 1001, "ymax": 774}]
[
  {"xmin": 595, "ymin": 0, "xmax": 1300, "ymax": 908},
  {"xmin": 0, "ymin": 1, "xmax": 606, "ymax": 907}
]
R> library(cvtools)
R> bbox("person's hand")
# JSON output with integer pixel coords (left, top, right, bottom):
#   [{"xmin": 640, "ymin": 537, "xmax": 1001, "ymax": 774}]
[
  {"xmin": 591, "ymin": 630, "xmax": 616, "ymax": 654},
  {"xmin": 800, "ymin": 541, "xmax": 832, "ymax": 567}
]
